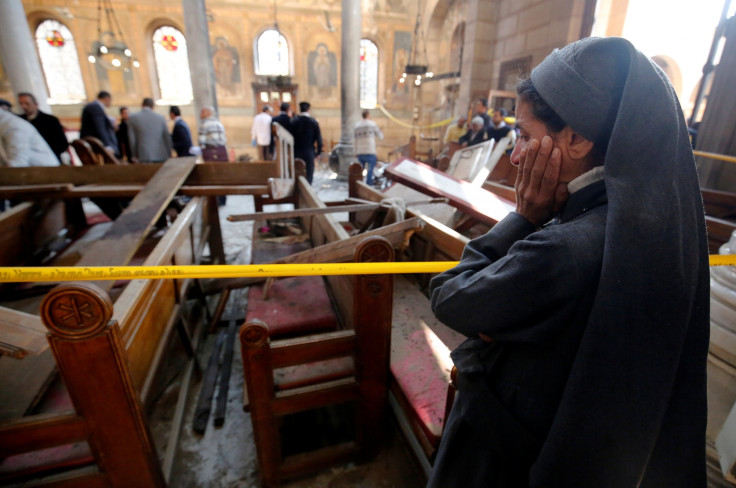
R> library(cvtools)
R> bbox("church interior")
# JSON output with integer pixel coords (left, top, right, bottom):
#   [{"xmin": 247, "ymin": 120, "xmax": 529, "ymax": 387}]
[{"xmin": 1, "ymin": 0, "xmax": 736, "ymax": 486}]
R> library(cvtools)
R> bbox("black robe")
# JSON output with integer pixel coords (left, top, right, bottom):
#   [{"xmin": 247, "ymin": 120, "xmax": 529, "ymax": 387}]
[{"xmin": 428, "ymin": 37, "xmax": 709, "ymax": 487}]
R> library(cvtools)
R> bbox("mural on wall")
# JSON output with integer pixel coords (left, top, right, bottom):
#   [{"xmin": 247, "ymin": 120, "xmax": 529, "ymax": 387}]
[
  {"xmin": 390, "ymin": 31, "xmax": 411, "ymax": 104},
  {"xmin": 307, "ymin": 43, "xmax": 337, "ymax": 99},
  {"xmin": 211, "ymin": 36, "xmax": 242, "ymax": 97}
]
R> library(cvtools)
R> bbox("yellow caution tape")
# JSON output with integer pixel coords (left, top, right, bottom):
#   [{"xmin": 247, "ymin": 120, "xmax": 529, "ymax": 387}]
[
  {"xmin": 0, "ymin": 262, "xmax": 458, "ymax": 283},
  {"xmin": 693, "ymin": 150, "xmax": 736, "ymax": 164},
  {"xmin": 376, "ymin": 104, "xmax": 455, "ymax": 130},
  {"xmin": 0, "ymin": 256, "xmax": 733, "ymax": 283}
]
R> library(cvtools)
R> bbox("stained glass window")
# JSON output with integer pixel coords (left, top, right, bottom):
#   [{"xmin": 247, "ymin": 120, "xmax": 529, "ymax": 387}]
[
  {"xmin": 152, "ymin": 26, "xmax": 193, "ymax": 104},
  {"xmin": 35, "ymin": 20, "xmax": 86, "ymax": 104},
  {"xmin": 360, "ymin": 39, "xmax": 378, "ymax": 109},
  {"xmin": 255, "ymin": 29, "xmax": 289, "ymax": 76}
]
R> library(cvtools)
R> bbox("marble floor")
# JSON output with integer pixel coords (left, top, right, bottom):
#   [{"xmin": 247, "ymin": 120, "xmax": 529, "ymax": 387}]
[{"xmin": 148, "ymin": 165, "xmax": 425, "ymax": 488}]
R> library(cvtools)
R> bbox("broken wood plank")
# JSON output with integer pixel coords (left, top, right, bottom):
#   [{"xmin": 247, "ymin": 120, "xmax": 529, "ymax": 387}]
[
  {"xmin": 0, "ymin": 307, "xmax": 48, "ymax": 358},
  {"xmin": 200, "ymin": 217, "xmax": 425, "ymax": 295},
  {"xmin": 214, "ymin": 320, "xmax": 238, "ymax": 427},
  {"xmin": 228, "ymin": 198, "xmax": 447, "ymax": 222},
  {"xmin": 268, "ymin": 177, "xmax": 295, "ymax": 200},
  {"xmin": 193, "ymin": 330, "xmax": 225, "ymax": 435},
  {"xmin": 74, "ymin": 157, "xmax": 196, "ymax": 292},
  {"xmin": 0, "ymin": 184, "xmax": 72, "ymax": 199}
]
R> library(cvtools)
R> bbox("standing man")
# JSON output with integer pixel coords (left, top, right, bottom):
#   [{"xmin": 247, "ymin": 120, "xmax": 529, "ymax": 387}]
[
  {"xmin": 198, "ymin": 106, "xmax": 228, "ymax": 161},
  {"xmin": 428, "ymin": 37, "xmax": 709, "ymax": 487},
  {"xmin": 0, "ymin": 108, "xmax": 58, "ymax": 167},
  {"xmin": 127, "ymin": 98, "xmax": 172, "ymax": 163},
  {"xmin": 17, "ymin": 92, "xmax": 69, "ymax": 164},
  {"xmin": 80, "ymin": 91, "xmax": 118, "ymax": 157},
  {"xmin": 353, "ymin": 109, "xmax": 383, "ymax": 186},
  {"xmin": 473, "ymin": 97, "xmax": 491, "ymax": 128},
  {"xmin": 169, "ymin": 106, "xmax": 193, "ymax": 157},
  {"xmin": 271, "ymin": 102, "xmax": 293, "ymax": 134},
  {"xmin": 251, "ymin": 105, "xmax": 273, "ymax": 160},
  {"xmin": 292, "ymin": 101, "xmax": 323, "ymax": 184},
  {"xmin": 116, "ymin": 107, "xmax": 131, "ymax": 162}
]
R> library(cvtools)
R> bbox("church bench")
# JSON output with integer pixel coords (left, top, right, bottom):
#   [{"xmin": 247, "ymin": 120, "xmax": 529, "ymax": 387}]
[
  {"xmin": 348, "ymin": 163, "xmax": 471, "ymax": 477},
  {"xmin": 240, "ymin": 234, "xmax": 394, "ymax": 487},
  {"xmin": 0, "ymin": 160, "xmax": 225, "ymax": 486}
]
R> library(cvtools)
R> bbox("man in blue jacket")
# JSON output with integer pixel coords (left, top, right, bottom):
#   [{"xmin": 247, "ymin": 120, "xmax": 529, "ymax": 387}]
[
  {"xmin": 80, "ymin": 91, "xmax": 119, "ymax": 157},
  {"xmin": 428, "ymin": 37, "xmax": 709, "ymax": 488}
]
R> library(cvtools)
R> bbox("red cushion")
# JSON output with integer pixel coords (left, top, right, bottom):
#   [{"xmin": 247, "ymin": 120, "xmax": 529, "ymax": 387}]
[
  {"xmin": 390, "ymin": 277, "xmax": 465, "ymax": 445},
  {"xmin": 246, "ymin": 276, "xmax": 339, "ymax": 338}
]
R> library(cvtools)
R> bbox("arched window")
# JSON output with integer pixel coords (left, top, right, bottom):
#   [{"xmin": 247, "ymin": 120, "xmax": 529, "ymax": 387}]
[
  {"xmin": 152, "ymin": 26, "xmax": 193, "ymax": 104},
  {"xmin": 255, "ymin": 29, "xmax": 289, "ymax": 76},
  {"xmin": 360, "ymin": 39, "xmax": 378, "ymax": 108},
  {"xmin": 34, "ymin": 19, "xmax": 86, "ymax": 104}
]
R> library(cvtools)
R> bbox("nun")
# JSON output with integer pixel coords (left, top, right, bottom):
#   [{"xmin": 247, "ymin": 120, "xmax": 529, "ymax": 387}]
[{"xmin": 428, "ymin": 37, "xmax": 709, "ymax": 487}]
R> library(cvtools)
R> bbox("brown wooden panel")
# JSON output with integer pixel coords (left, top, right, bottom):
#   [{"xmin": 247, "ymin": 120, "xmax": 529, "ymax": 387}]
[
  {"xmin": 0, "ymin": 412, "xmax": 87, "ymax": 457},
  {"xmin": 0, "ymin": 159, "xmax": 275, "ymax": 187},
  {"xmin": 121, "ymin": 279, "xmax": 177, "ymax": 393},
  {"xmin": 271, "ymin": 379, "xmax": 358, "ymax": 416},
  {"xmin": 270, "ymin": 331, "xmax": 355, "ymax": 367}
]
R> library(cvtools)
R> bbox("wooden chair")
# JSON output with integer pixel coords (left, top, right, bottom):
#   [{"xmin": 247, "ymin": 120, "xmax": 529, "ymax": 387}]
[
  {"xmin": 239, "ymin": 236, "xmax": 394, "ymax": 487},
  {"xmin": 71, "ymin": 139, "xmax": 101, "ymax": 166},
  {"xmin": 82, "ymin": 137, "xmax": 124, "ymax": 165}
]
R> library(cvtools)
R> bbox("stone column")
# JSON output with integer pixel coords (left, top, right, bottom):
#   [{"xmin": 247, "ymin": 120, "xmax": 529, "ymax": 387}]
[
  {"xmin": 332, "ymin": 0, "xmax": 362, "ymax": 179},
  {"xmin": 181, "ymin": 0, "xmax": 218, "ymax": 128},
  {"xmin": 456, "ymin": 0, "xmax": 497, "ymax": 115},
  {"xmin": 0, "ymin": 0, "xmax": 51, "ymax": 113}
]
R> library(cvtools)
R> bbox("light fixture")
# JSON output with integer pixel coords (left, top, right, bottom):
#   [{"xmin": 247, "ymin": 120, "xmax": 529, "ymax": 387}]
[
  {"xmin": 88, "ymin": 0, "xmax": 140, "ymax": 71},
  {"xmin": 402, "ymin": 0, "xmax": 431, "ymax": 87}
]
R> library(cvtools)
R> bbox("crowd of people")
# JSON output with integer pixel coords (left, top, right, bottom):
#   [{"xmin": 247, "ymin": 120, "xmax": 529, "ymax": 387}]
[{"xmin": 445, "ymin": 96, "xmax": 517, "ymax": 154}]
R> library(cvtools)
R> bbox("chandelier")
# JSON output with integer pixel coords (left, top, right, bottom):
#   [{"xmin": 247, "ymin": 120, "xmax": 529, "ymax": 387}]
[
  {"xmin": 87, "ymin": 0, "xmax": 140, "ymax": 71},
  {"xmin": 398, "ymin": 0, "xmax": 433, "ymax": 87}
]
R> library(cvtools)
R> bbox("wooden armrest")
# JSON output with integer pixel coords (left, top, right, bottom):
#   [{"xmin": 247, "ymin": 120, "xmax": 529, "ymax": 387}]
[{"xmin": 0, "ymin": 307, "xmax": 48, "ymax": 358}]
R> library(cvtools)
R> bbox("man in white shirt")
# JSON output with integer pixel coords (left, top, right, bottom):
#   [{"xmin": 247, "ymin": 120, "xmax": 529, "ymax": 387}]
[
  {"xmin": 0, "ymin": 108, "xmax": 58, "ymax": 167},
  {"xmin": 251, "ymin": 105, "xmax": 273, "ymax": 160},
  {"xmin": 353, "ymin": 110, "xmax": 383, "ymax": 185}
]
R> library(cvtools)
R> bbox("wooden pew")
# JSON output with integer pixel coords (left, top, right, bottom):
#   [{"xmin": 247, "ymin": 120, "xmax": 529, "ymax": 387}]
[
  {"xmin": 240, "ymin": 236, "xmax": 394, "ymax": 487},
  {"xmin": 348, "ymin": 162, "xmax": 469, "ymax": 478},
  {"xmin": 0, "ymin": 159, "xmax": 225, "ymax": 486}
]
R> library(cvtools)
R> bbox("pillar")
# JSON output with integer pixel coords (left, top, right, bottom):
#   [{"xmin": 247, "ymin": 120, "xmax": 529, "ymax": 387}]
[
  {"xmin": 0, "ymin": 0, "xmax": 51, "ymax": 113},
  {"xmin": 456, "ymin": 0, "xmax": 497, "ymax": 115},
  {"xmin": 332, "ymin": 0, "xmax": 362, "ymax": 180},
  {"xmin": 181, "ymin": 0, "xmax": 218, "ymax": 128},
  {"xmin": 696, "ymin": 15, "xmax": 736, "ymax": 190}
]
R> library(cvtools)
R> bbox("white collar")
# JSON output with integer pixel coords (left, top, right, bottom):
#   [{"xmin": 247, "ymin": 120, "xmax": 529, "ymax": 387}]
[{"xmin": 568, "ymin": 166, "xmax": 605, "ymax": 194}]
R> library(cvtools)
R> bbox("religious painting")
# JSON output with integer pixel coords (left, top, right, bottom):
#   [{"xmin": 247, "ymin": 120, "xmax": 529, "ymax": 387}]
[
  {"xmin": 390, "ymin": 31, "xmax": 411, "ymax": 104},
  {"xmin": 307, "ymin": 43, "xmax": 337, "ymax": 99},
  {"xmin": 211, "ymin": 36, "xmax": 242, "ymax": 97}
]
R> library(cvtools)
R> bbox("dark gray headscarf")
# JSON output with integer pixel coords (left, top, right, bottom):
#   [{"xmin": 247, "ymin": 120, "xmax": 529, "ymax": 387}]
[{"xmin": 529, "ymin": 37, "xmax": 710, "ymax": 486}]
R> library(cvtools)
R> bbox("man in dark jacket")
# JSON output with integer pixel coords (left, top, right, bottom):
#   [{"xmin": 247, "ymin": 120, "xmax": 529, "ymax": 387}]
[
  {"xmin": 80, "ymin": 91, "xmax": 119, "ymax": 157},
  {"xmin": 428, "ymin": 37, "xmax": 709, "ymax": 488},
  {"xmin": 169, "ymin": 106, "xmax": 193, "ymax": 157},
  {"xmin": 18, "ymin": 92, "xmax": 69, "ymax": 163},
  {"xmin": 291, "ymin": 101, "xmax": 323, "ymax": 184}
]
